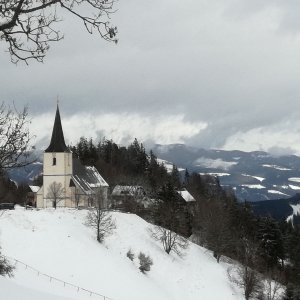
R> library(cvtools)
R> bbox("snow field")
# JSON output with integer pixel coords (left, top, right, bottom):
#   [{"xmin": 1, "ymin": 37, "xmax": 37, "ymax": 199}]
[{"xmin": 0, "ymin": 207, "xmax": 243, "ymax": 300}]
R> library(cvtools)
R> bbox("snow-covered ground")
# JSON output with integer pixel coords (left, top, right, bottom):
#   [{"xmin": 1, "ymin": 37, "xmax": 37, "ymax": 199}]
[
  {"xmin": 287, "ymin": 204, "xmax": 300, "ymax": 223},
  {"xmin": 288, "ymin": 177, "xmax": 300, "ymax": 183},
  {"xmin": 0, "ymin": 208, "xmax": 243, "ymax": 300},
  {"xmin": 241, "ymin": 184, "xmax": 265, "ymax": 189},
  {"xmin": 288, "ymin": 184, "xmax": 300, "ymax": 190},
  {"xmin": 241, "ymin": 174, "xmax": 265, "ymax": 182},
  {"xmin": 263, "ymin": 165, "xmax": 292, "ymax": 171},
  {"xmin": 199, "ymin": 172, "xmax": 230, "ymax": 177},
  {"xmin": 267, "ymin": 190, "xmax": 289, "ymax": 196},
  {"xmin": 156, "ymin": 158, "xmax": 185, "ymax": 173}
]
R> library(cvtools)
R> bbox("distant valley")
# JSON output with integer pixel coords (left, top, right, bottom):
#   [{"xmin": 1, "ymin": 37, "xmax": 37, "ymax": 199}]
[
  {"xmin": 8, "ymin": 144, "xmax": 300, "ymax": 203},
  {"xmin": 152, "ymin": 144, "xmax": 300, "ymax": 202}
]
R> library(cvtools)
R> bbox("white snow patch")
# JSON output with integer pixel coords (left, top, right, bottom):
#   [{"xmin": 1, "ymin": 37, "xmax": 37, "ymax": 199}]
[
  {"xmin": 288, "ymin": 184, "xmax": 300, "ymax": 190},
  {"xmin": 199, "ymin": 172, "xmax": 230, "ymax": 177},
  {"xmin": 195, "ymin": 157, "xmax": 237, "ymax": 171},
  {"xmin": 241, "ymin": 184, "xmax": 266, "ymax": 189},
  {"xmin": 157, "ymin": 158, "xmax": 184, "ymax": 173},
  {"xmin": 281, "ymin": 185, "xmax": 289, "ymax": 190},
  {"xmin": 268, "ymin": 190, "xmax": 289, "ymax": 196},
  {"xmin": 241, "ymin": 174, "xmax": 265, "ymax": 182},
  {"xmin": 288, "ymin": 177, "xmax": 300, "ymax": 183},
  {"xmin": 252, "ymin": 176, "xmax": 265, "ymax": 182},
  {"xmin": 291, "ymin": 204, "xmax": 300, "ymax": 216},
  {"xmin": 287, "ymin": 204, "xmax": 300, "ymax": 223},
  {"xmin": 263, "ymin": 164, "xmax": 291, "ymax": 171}
]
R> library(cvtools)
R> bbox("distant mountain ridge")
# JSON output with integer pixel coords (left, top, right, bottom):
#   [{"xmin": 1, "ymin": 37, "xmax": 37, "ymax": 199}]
[
  {"xmin": 8, "ymin": 144, "xmax": 300, "ymax": 203},
  {"xmin": 152, "ymin": 144, "xmax": 300, "ymax": 202},
  {"xmin": 250, "ymin": 194, "xmax": 300, "ymax": 224}
]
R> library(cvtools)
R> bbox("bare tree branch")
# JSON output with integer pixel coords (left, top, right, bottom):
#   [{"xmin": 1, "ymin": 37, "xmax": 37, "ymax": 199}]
[{"xmin": 0, "ymin": 0, "xmax": 117, "ymax": 64}]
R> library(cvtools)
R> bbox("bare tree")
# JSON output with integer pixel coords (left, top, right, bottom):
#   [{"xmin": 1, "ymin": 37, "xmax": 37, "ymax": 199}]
[
  {"xmin": 0, "ymin": 103, "xmax": 33, "ymax": 172},
  {"xmin": 228, "ymin": 264, "xmax": 263, "ymax": 300},
  {"xmin": 46, "ymin": 181, "xmax": 65, "ymax": 209},
  {"xmin": 193, "ymin": 198, "xmax": 233, "ymax": 263},
  {"xmin": 85, "ymin": 189, "xmax": 116, "ymax": 243},
  {"xmin": 262, "ymin": 270, "xmax": 283, "ymax": 300},
  {"xmin": 149, "ymin": 226, "xmax": 189, "ymax": 256},
  {"xmin": 228, "ymin": 239, "xmax": 263, "ymax": 300},
  {"xmin": 0, "ymin": 0, "xmax": 117, "ymax": 64},
  {"xmin": 263, "ymin": 278, "xmax": 282, "ymax": 300}
]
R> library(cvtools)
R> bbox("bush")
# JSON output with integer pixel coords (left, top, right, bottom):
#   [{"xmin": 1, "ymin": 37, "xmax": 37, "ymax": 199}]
[
  {"xmin": 138, "ymin": 252, "xmax": 153, "ymax": 274},
  {"xmin": 126, "ymin": 249, "xmax": 135, "ymax": 261},
  {"xmin": 0, "ymin": 254, "xmax": 14, "ymax": 277}
]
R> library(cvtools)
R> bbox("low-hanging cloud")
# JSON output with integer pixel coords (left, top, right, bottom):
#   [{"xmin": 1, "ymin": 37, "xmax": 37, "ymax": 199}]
[
  {"xmin": 222, "ymin": 117, "xmax": 300, "ymax": 155},
  {"xmin": 31, "ymin": 111, "xmax": 207, "ymax": 149}
]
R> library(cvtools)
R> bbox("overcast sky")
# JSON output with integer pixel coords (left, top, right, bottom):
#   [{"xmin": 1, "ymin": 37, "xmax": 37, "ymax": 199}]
[{"xmin": 1, "ymin": 0, "xmax": 300, "ymax": 154}]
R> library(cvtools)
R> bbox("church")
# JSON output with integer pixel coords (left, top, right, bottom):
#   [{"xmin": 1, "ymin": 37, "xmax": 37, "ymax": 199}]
[{"xmin": 36, "ymin": 106, "xmax": 109, "ymax": 208}]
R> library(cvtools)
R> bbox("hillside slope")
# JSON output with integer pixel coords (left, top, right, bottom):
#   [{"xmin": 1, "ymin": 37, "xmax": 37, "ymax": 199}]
[
  {"xmin": 250, "ymin": 193, "xmax": 300, "ymax": 224},
  {"xmin": 0, "ymin": 208, "xmax": 243, "ymax": 300}
]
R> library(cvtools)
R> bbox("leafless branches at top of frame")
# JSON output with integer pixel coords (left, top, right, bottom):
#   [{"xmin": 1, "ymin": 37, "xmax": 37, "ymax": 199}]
[{"xmin": 0, "ymin": 0, "xmax": 117, "ymax": 64}]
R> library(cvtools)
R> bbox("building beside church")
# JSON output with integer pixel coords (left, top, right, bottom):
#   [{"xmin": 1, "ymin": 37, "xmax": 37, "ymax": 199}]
[{"xmin": 36, "ymin": 106, "xmax": 109, "ymax": 208}]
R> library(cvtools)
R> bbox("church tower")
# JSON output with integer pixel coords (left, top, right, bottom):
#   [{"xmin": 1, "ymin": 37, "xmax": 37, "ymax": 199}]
[
  {"xmin": 37, "ymin": 105, "xmax": 73, "ymax": 208},
  {"xmin": 36, "ymin": 105, "xmax": 109, "ymax": 209}
]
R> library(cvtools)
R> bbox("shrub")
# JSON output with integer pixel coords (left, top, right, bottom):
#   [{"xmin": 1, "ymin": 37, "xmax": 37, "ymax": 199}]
[
  {"xmin": 138, "ymin": 252, "xmax": 153, "ymax": 274},
  {"xmin": 0, "ymin": 254, "xmax": 14, "ymax": 277},
  {"xmin": 126, "ymin": 249, "xmax": 135, "ymax": 261}
]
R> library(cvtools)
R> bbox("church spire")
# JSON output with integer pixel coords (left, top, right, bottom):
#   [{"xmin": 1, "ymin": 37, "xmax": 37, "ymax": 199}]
[{"xmin": 45, "ymin": 105, "xmax": 69, "ymax": 153}]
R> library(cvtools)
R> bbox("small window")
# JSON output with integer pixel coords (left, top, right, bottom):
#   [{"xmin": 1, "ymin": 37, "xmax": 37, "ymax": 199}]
[{"xmin": 53, "ymin": 157, "xmax": 56, "ymax": 165}]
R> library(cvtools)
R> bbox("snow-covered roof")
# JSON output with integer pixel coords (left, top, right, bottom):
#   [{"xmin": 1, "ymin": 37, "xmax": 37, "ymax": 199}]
[
  {"xmin": 72, "ymin": 159, "xmax": 108, "ymax": 195},
  {"xmin": 29, "ymin": 185, "xmax": 40, "ymax": 193},
  {"xmin": 177, "ymin": 190, "xmax": 196, "ymax": 202}
]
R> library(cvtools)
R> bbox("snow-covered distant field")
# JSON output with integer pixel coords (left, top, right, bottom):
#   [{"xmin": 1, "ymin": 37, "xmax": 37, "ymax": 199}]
[
  {"xmin": 0, "ymin": 208, "xmax": 243, "ymax": 300},
  {"xmin": 263, "ymin": 165, "xmax": 292, "ymax": 171},
  {"xmin": 199, "ymin": 172, "xmax": 230, "ymax": 177},
  {"xmin": 156, "ymin": 158, "xmax": 185, "ymax": 173},
  {"xmin": 241, "ymin": 184, "xmax": 265, "ymax": 189}
]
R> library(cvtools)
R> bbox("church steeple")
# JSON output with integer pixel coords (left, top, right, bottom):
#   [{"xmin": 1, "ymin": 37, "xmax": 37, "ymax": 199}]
[{"xmin": 45, "ymin": 105, "xmax": 69, "ymax": 153}]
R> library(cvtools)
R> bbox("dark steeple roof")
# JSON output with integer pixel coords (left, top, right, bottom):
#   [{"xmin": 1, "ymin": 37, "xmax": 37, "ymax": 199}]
[{"xmin": 45, "ymin": 105, "xmax": 69, "ymax": 153}]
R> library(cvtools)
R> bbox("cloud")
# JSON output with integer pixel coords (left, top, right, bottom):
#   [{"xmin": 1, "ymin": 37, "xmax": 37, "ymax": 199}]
[
  {"xmin": 222, "ymin": 117, "xmax": 300, "ymax": 155},
  {"xmin": 31, "ymin": 111, "xmax": 207, "ymax": 149},
  {"xmin": 2, "ymin": 0, "xmax": 300, "ymax": 153},
  {"xmin": 194, "ymin": 157, "xmax": 238, "ymax": 171}
]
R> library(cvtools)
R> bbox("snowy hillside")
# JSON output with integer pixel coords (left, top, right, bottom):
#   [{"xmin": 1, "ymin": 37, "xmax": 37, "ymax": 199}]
[{"xmin": 0, "ymin": 208, "xmax": 243, "ymax": 300}]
